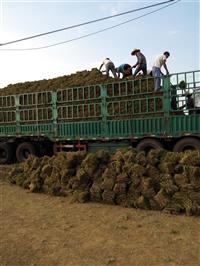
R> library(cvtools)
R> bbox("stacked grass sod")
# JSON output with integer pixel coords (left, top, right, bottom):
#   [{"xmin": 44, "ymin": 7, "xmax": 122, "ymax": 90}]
[
  {"xmin": 0, "ymin": 69, "xmax": 160, "ymax": 124},
  {"xmin": 0, "ymin": 69, "xmax": 115, "ymax": 95}
]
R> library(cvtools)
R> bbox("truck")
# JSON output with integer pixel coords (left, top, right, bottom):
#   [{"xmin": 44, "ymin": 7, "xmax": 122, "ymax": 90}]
[{"xmin": 0, "ymin": 70, "xmax": 200, "ymax": 164}]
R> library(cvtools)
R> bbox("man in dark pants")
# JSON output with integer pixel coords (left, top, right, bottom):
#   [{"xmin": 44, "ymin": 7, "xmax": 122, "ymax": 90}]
[{"xmin": 131, "ymin": 48, "xmax": 147, "ymax": 76}]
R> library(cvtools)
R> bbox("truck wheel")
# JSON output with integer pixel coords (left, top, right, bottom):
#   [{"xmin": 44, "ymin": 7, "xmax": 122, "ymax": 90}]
[
  {"xmin": 136, "ymin": 138, "xmax": 163, "ymax": 152},
  {"xmin": 173, "ymin": 138, "xmax": 200, "ymax": 152},
  {"xmin": 0, "ymin": 143, "xmax": 14, "ymax": 164},
  {"xmin": 16, "ymin": 142, "xmax": 36, "ymax": 162}
]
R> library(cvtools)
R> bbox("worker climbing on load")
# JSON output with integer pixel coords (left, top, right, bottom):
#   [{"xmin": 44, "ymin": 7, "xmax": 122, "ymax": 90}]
[
  {"xmin": 152, "ymin": 51, "xmax": 170, "ymax": 91},
  {"xmin": 182, "ymin": 90, "xmax": 200, "ymax": 115},
  {"xmin": 99, "ymin": 58, "xmax": 117, "ymax": 78},
  {"xmin": 115, "ymin": 63, "xmax": 132, "ymax": 78},
  {"xmin": 131, "ymin": 48, "xmax": 147, "ymax": 76}
]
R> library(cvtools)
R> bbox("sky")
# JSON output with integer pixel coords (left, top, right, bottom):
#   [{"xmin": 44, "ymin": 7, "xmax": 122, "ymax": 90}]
[{"xmin": 0, "ymin": 0, "xmax": 199, "ymax": 88}]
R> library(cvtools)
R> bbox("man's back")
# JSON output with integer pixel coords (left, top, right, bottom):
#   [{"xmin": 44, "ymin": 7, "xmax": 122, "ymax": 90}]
[
  {"xmin": 103, "ymin": 58, "xmax": 113, "ymax": 66},
  {"xmin": 153, "ymin": 54, "xmax": 167, "ymax": 68}
]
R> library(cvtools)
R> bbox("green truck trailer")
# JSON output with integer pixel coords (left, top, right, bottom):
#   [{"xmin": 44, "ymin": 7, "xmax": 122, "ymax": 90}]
[{"xmin": 0, "ymin": 70, "xmax": 200, "ymax": 163}]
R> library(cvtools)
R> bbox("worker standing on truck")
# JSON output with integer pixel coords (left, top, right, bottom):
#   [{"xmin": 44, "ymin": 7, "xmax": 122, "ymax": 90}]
[
  {"xmin": 131, "ymin": 48, "xmax": 147, "ymax": 76},
  {"xmin": 185, "ymin": 89, "xmax": 200, "ymax": 115},
  {"xmin": 116, "ymin": 64, "xmax": 132, "ymax": 78},
  {"xmin": 152, "ymin": 51, "xmax": 170, "ymax": 91},
  {"xmin": 99, "ymin": 58, "xmax": 117, "ymax": 78}
]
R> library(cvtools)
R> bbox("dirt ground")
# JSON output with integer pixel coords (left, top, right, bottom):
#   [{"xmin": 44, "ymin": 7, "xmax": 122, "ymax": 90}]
[{"xmin": 0, "ymin": 165, "xmax": 200, "ymax": 266}]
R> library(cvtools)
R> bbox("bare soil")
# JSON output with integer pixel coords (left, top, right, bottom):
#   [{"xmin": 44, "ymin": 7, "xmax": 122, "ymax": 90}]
[{"xmin": 0, "ymin": 166, "xmax": 200, "ymax": 266}]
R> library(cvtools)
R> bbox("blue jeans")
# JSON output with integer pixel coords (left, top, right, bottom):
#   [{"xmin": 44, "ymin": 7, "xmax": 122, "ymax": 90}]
[{"xmin": 152, "ymin": 66, "xmax": 161, "ymax": 91}]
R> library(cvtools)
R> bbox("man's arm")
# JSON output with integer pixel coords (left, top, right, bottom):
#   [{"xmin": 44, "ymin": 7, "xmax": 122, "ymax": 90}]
[
  {"xmin": 163, "ymin": 60, "xmax": 169, "ymax": 75},
  {"xmin": 99, "ymin": 63, "xmax": 104, "ymax": 71},
  {"xmin": 132, "ymin": 60, "xmax": 139, "ymax": 68},
  {"xmin": 133, "ymin": 54, "xmax": 143, "ymax": 68},
  {"xmin": 132, "ymin": 54, "xmax": 141, "ymax": 68}
]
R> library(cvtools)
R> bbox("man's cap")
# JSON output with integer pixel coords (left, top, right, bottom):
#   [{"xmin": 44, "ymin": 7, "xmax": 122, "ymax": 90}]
[{"xmin": 131, "ymin": 48, "xmax": 140, "ymax": 55}]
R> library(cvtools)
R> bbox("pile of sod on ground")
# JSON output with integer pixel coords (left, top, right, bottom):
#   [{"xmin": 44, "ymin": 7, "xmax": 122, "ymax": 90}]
[{"xmin": 7, "ymin": 149, "xmax": 200, "ymax": 216}]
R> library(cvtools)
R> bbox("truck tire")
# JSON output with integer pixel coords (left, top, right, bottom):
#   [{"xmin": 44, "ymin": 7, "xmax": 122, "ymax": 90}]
[
  {"xmin": 136, "ymin": 138, "xmax": 163, "ymax": 152},
  {"xmin": 16, "ymin": 142, "xmax": 36, "ymax": 162},
  {"xmin": 0, "ymin": 143, "xmax": 14, "ymax": 164},
  {"xmin": 173, "ymin": 138, "xmax": 200, "ymax": 152}
]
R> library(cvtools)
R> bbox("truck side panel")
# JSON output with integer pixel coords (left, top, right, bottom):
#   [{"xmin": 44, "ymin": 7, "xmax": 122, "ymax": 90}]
[{"xmin": 0, "ymin": 70, "xmax": 199, "ymax": 141}]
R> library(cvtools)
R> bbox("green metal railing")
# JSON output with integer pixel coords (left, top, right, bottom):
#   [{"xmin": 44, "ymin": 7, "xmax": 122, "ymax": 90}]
[
  {"xmin": 0, "ymin": 70, "xmax": 199, "ymax": 140},
  {"xmin": 169, "ymin": 70, "xmax": 200, "ymax": 114},
  {"xmin": 57, "ymin": 85, "xmax": 102, "ymax": 122}
]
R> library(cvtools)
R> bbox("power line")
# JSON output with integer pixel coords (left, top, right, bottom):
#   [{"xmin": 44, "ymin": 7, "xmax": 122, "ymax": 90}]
[
  {"xmin": 0, "ymin": 0, "xmax": 176, "ymax": 47},
  {"xmin": 0, "ymin": 0, "xmax": 180, "ymax": 51}
]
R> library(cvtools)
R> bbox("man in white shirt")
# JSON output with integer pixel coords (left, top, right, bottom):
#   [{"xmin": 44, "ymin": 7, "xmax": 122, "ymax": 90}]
[
  {"xmin": 99, "ymin": 58, "xmax": 117, "ymax": 78},
  {"xmin": 152, "ymin": 51, "xmax": 170, "ymax": 91}
]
